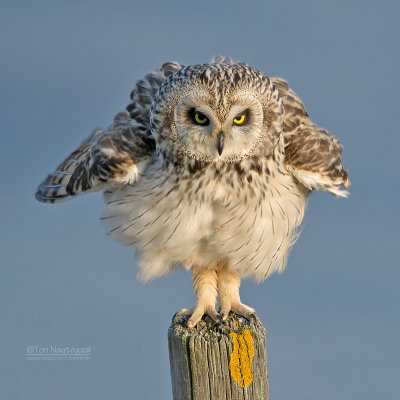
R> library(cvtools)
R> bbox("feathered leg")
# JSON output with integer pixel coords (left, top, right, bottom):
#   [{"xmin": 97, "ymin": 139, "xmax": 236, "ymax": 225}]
[
  {"xmin": 177, "ymin": 266, "xmax": 219, "ymax": 328},
  {"xmin": 217, "ymin": 265, "xmax": 256, "ymax": 322}
]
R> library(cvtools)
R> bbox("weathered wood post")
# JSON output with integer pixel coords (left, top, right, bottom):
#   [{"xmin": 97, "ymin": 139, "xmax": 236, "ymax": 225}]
[{"xmin": 168, "ymin": 312, "xmax": 269, "ymax": 400}]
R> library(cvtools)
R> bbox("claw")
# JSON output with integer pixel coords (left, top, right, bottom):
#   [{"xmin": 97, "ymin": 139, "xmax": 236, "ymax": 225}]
[
  {"xmin": 213, "ymin": 314, "xmax": 220, "ymax": 324},
  {"xmin": 220, "ymin": 310, "xmax": 230, "ymax": 324},
  {"xmin": 248, "ymin": 312, "xmax": 257, "ymax": 321}
]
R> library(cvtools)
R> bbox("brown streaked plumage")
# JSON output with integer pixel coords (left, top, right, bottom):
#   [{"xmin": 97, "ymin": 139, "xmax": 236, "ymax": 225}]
[
  {"xmin": 271, "ymin": 77, "xmax": 350, "ymax": 195},
  {"xmin": 36, "ymin": 57, "xmax": 350, "ymax": 327}
]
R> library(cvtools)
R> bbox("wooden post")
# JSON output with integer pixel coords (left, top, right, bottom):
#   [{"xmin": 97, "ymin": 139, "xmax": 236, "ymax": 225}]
[{"xmin": 168, "ymin": 312, "xmax": 269, "ymax": 400}]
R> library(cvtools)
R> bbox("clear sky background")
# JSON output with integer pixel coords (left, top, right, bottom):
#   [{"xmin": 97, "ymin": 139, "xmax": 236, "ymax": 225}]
[{"xmin": 1, "ymin": 1, "xmax": 399, "ymax": 399}]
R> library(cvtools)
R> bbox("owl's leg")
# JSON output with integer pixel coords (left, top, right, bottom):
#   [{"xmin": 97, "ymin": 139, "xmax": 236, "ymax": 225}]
[
  {"xmin": 177, "ymin": 266, "xmax": 219, "ymax": 328},
  {"xmin": 217, "ymin": 265, "xmax": 256, "ymax": 323}
]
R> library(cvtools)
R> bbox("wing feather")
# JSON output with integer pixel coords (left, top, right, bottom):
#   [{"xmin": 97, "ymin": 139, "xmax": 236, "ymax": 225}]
[
  {"xmin": 36, "ymin": 61, "xmax": 184, "ymax": 203},
  {"xmin": 35, "ymin": 111, "xmax": 153, "ymax": 203},
  {"xmin": 271, "ymin": 77, "xmax": 350, "ymax": 197}
]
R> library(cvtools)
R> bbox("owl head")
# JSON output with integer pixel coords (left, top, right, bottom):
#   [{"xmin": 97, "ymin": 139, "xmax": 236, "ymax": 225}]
[{"xmin": 150, "ymin": 63, "xmax": 284, "ymax": 166}]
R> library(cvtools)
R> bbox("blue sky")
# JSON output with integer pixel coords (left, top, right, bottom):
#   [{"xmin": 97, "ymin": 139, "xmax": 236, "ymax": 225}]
[{"xmin": 1, "ymin": 1, "xmax": 399, "ymax": 399}]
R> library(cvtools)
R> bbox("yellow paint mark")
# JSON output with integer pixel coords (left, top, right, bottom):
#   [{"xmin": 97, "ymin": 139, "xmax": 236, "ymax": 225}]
[{"xmin": 229, "ymin": 329, "xmax": 254, "ymax": 387}]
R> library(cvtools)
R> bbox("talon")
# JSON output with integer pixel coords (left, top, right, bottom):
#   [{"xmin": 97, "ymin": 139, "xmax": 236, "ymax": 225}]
[{"xmin": 249, "ymin": 312, "xmax": 257, "ymax": 321}]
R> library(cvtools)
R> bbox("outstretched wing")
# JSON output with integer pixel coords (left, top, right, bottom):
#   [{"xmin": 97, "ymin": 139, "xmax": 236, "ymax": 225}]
[
  {"xmin": 271, "ymin": 78, "xmax": 350, "ymax": 197},
  {"xmin": 36, "ymin": 61, "xmax": 183, "ymax": 203}
]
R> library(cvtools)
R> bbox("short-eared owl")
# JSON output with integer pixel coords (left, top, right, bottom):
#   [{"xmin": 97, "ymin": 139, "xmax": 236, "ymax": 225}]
[{"xmin": 36, "ymin": 57, "xmax": 349, "ymax": 327}]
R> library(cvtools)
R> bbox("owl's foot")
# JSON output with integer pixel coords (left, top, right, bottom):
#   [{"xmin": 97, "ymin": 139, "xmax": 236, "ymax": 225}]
[
  {"xmin": 176, "ymin": 305, "xmax": 220, "ymax": 328},
  {"xmin": 182, "ymin": 266, "xmax": 219, "ymax": 328},
  {"xmin": 217, "ymin": 265, "xmax": 256, "ymax": 323},
  {"xmin": 219, "ymin": 302, "xmax": 256, "ymax": 323}
]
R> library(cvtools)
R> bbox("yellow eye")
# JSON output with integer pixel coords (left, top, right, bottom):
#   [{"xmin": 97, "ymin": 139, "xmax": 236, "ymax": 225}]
[
  {"xmin": 194, "ymin": 112, "xmax": 208, "ymax": 125},
  {"xmin": 233, "ymin": 113, "xmax": 246, "ymax": 125}
]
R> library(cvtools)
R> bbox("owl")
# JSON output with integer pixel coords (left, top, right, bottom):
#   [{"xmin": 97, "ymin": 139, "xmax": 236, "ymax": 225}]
[{"xmin": 36, "ymin": 57, "xmax": 350, "ymax": 327}]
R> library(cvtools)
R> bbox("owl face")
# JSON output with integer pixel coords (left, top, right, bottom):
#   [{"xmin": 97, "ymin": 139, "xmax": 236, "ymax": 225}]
[
  {"xmin": 174, "ymin": 90, "xmax": 264, "ymax": 159},
  {"xmin": 151, "ymin": 63, "xmax": 284, "ymax": 164}
]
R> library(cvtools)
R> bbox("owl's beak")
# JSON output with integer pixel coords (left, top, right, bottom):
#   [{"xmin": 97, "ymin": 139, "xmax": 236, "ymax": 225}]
[{"xmin": 217, "ymin": 131, "xmax": 224, "ymax": 156}]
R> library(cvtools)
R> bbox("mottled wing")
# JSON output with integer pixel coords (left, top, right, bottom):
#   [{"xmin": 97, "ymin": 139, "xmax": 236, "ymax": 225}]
[
  {"xmin": 35, "ymin": 111, "xmax": 153, "ymax": 203},
  {"xmin": 126, "ymin": 61, "xmax": 183, "ymax": 140},
  {"xmin": 272, "ymin": 78, "xmax": 350, "ymax": 197},
  {"xmin": 36, "ymin": 61, "xmax": 183, "ymax": 203}
]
